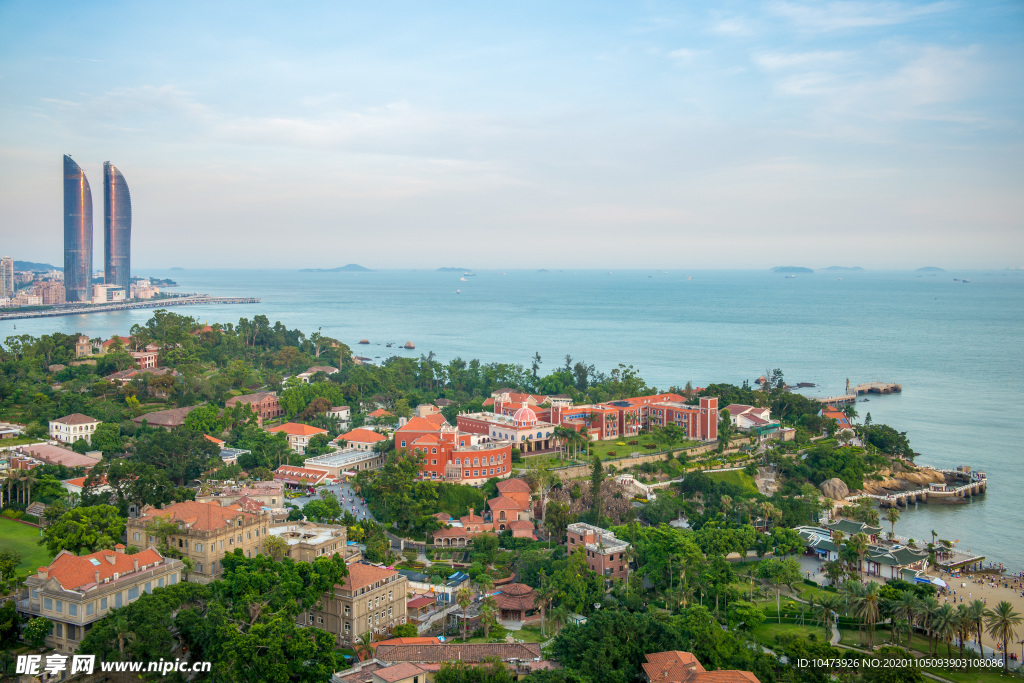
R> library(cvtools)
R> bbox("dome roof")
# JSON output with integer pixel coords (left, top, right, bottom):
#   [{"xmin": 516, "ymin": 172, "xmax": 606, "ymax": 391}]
[{"xmin": 512, "ymin": 406, "xmax": 538, "ymax": 425}]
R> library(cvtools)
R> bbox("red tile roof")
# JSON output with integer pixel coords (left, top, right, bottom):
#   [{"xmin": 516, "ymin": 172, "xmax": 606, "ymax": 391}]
[
  {"xmin": 268, "ymin": 422, "xmax": 328, "ymax": 437},
  {"xmin": 138, "ymin": 500, "xmax": 257, "ymax": 532},
  {"xmin": 339, "ymin": 563, "xmax": 401, "ymax": 592},
  {"xmin": 508, "ymin": 520, "xmax": 534, "ymax": 530},
  {"xmin": 204, "ymin": 434, "xmax": 225, "ymax": 445},
  {"xmin": 397, "ymin": 417, "xmax": 444, "ymax": 433},
  {"xmin": 641, "ymin": 651, "xmax": 761, "ymax": 683},
  {"xmin": 52, "ymin": 413, "xmax": 99, "ymax": 425},
  {"xmin": 374, "ymin": 643, "xmax": 541, "ymax": 664},
  {"xmin": 373, "ymin": 663, "xmax": 428, "ymax": 683},
  {"xmin": 42, "ymin": 548, "xmax": 165, "ymax": 591},
  {"xmin": 422, "ymin": 413, "xmax": 448, "ymax": 427},
  {"xmin": 496, "ymin": 478, "xmax": 531, "ymax": 494},
  {"xmin": 406, "ymin": 596, "xmax": 436, "ymax": 609},
  {"xmin": 368, "ymin": 409, "xmax": 393, "ymax": 418},
  {"xmin": 488, "ymin": 495, "xmax": 526, "ymax": 511},
  {"xmin": 371, "ymin": 637, "xmax": 440, "ymax": 649},
  {"xmin": 339, "ymin": 428, "xmax": 387, "ymax": 443}
]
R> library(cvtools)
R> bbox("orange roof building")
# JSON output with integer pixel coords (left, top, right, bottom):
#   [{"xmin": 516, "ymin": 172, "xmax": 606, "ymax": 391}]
[
  {"xmin": 267, "ymin": 422, "xmax": 329, "ymax": 454},
  {"xmin": 641, "ymin": 651, "xmax": 760, "ymax": 682}
]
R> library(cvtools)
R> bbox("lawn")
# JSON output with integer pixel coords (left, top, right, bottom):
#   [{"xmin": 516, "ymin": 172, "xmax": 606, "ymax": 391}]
[
  {"xmin": 0, "ymin": 436, "xmax": 42, "ymax": 447},
  {"xmin": 0, "ymin": 517, "xmax": 50, "ymax": 578},
  {"xmin": 704, "ymin": 469, "xmax": 759, "ymax": 495},
  {"xmin": 749, "ymin": 622, "xmax": 822, "ymax": 649}
]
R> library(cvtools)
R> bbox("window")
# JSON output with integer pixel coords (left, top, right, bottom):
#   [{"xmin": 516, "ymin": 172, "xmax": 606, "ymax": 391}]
[
  {"xmin": 464, "ymin": 470, "xmax": 470, "ymax": 476},
  {"xmin": 401, "ymin": 441, "xmax": 406, "ymax": 447},
  {"xmin": 169, "ymin": 573, "xmax": 178, "ymax": 585},
  {"xmin": 389, "ymin": 606, "xmax": 393, "ymax": 617},
  {"xmin": 158, "ymin": 578, "xmax": 164, "ymax": 588},
  {"xmin": 69, "ymin": 603, "xmax": 77, "ymax": 616},
  {"xmin": 198, "ymin": 563, "xmax": 204, "ymax": 574},
  {"xmin": 115, "ymin": 593, "xmax": 122, "ymax": 608},
  {"xmin": 44, "ymin": 598, "xmax": 52, "ymax": 611},
  {"xmin": 128, "ymin": 587, "xmax": 139, "ymax": 601},
  {"xmin": 144, "ymin": 582, "xmax": 152, "ymax": 594},
  {"xmin": 388, "ymin": 591, "xmax": 392, "ymax": 601},
  {"xmin": 56, "ymin": 599, "xmax": 63, "ymax": 614},
  {"xmin": 133, "ymin": 532, "xmax": 140, "ymax": 541},
  {"xmin": 474, "ymin": 470, "xmax": 479, "ymax": 476},
  {"xmin": 431, "ymin": 448, "xmax": 437, "ymax": 454},
  {"xmin": 237, "ymin": 535, "xmax": 242, "ymax": 543},
  {"xmin": 431, "ymin": 459, "xmax": 436, "ymax": 465},
  {"xmin": 367, "ymin": 617, "xmax": 372, "ymax": 626},
  {"xmin": 344, "ymin": 605, "xmax": 350, "ymax": 616},
  {"xmin": 86, "ymin": 603, "xmax": 94, "ymax": 616},
  {"xmin": 100, "ymin": 597, "xmax": 107, "ymax": 611},
  {"xmin": 367, "ymin": 600, "xmax": 372, "ymax": 610},
  {"xmin": 344, "ymin": 622, "xmax": 350, "ymax": 633},
  {"xmin": 55, "ymin": 623, "xmax": 63, "ymax": 637},
  {"xmin": 195, "ymin": 542, "xmax": 202, "ymax": 552},
  {"xmin": 247, "ymin": 532, "xmax": 251, "ymax": 540}
]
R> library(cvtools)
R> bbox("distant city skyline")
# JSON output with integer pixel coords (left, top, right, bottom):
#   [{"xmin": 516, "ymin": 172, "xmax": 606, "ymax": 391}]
[{"xmin": 2, "ymin": 1, "xmax": 1022, "ymax": 269}]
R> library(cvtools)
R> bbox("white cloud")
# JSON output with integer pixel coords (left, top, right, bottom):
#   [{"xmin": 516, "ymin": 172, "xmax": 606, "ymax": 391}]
[
  {"xmin": 710, "ymin": 17, "xmax": 754, "ymax": 36},
  {"xmin": 754, "ymin": 50, "xmax": 850, "ymax": 70},
  {"xmin": 768, "ymin": 1, "xmax": 956, "ymax": 31},
  {"xmin": 669, "ymin": 48, "xmax": 698, "ymax": 64}
]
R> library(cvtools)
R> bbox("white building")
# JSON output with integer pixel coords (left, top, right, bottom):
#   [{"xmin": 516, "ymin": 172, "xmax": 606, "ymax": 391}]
[
  {"xmin": 0, "ymin": 256, "xmax": 14, "ymax": 298},
  {"xmin": 49, "ymin": 413, "xmax": 101, "ymax": 445},
  {"xmin": 91, "ymin": 284, "xmax": 126, "ymax": 304}
]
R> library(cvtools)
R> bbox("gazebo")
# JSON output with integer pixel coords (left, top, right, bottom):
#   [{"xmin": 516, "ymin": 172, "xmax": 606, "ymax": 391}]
[{"xmin": 493, "ymin": 583, "xmax": 538, "ymax": 622}]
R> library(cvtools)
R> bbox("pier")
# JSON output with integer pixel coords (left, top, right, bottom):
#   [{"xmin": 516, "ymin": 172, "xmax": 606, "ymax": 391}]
[
  {"xmin": 0, "ymin": 295, "xmax": 260, "ymax": 321},
  {"xmin": 846, "ymin": 468, "xmax": 987, "ymax": 508}
]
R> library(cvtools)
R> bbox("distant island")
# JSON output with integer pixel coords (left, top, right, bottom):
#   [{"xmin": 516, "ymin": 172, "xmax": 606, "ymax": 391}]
[
  {"xmin": 436, "ymin": 267, "xmax": 471, "ymax": 272},
  {"xmin": 916, "ymin": 266, "xmax": 946, "ymax": 272},
  {"xmin": 302, "ymin": 264, "xmax": 374, "ymax": 272},
  {"xmin": 14, "ymin": 260, "xmax": 60, "ymax": 271},
  {"xmin": 821, "ymin": 266, "xmax": 864, "ymax": 271},
  {"xmin": 772, "ymin": 266, "xmax": 814, "ymax": 274}
]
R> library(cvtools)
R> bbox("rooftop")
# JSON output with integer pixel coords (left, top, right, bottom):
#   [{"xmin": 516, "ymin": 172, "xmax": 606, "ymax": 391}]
[
  {"xmin": 339, "ymin": 563, "xmax": 401, "ymax": 592},
  {"xmin": 39, "ymin": 547, "xmax": 166, "ymax": 592},
  {"xmin": 51, "ymin": 413, "xmax": 99, "ymax": 425},
  {"xmin": 339, "ymin": 428, "xmax": 387, "ymax": 443},
  {"xmin": 269, "ymin": 522, "xmax": 345, "ymax": 547},
  {"xmin": 567, "ymin": 522, "xmax": 630, "ymax": 553},
  {"xmin": 132, "ymin": 405, "xmax": 201, "ymax": 427},
  {"xmin": 138, "ymin": 500, "xmax": 258, "ymax": 532},
  {"xmin": 374, "ymin": 642, "xmax": 541, "ymax": 664},
  {"xmin": 267, "ymin": 422, "xmax": 328, "ymax": 437},
  {"xmin": 304, "ymin": 448, "xmax": 381, "ymax": 467}
]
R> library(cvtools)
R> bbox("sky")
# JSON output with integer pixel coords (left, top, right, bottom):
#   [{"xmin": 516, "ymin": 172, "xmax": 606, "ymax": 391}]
[{"xmin": 0, "ymin": 0, "xmax": 1022, "ymax": 270}]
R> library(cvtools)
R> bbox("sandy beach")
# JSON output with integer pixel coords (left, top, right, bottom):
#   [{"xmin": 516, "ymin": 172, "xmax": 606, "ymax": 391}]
[{"xmin": 935, "ymin": 568, "xmax": 1024, "ymax": 657}]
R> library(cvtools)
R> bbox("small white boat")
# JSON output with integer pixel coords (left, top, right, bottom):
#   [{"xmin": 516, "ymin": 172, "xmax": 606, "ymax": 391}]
[{"xmin": 456, "ymin": 289, "xmax": 461, "ymax": 294}]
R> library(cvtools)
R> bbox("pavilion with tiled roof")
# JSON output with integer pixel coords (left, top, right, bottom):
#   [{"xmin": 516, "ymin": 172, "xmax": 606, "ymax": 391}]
[
  {"xmin": 642, "ymin": 651, "xmax": 761, "ymax": 683},
  {"xmin": 493, "ymin": 582, "xmax": 538, "ymax": 621}
]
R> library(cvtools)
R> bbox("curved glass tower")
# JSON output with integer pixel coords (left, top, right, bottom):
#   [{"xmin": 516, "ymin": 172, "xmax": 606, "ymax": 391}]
[
  {"xmin": 103, "ymin": 162, "xmax": 132, "ymax": 292},
  {"xmin": 63, "ymin": 155, "xmax": 93, "ymax": 303}
]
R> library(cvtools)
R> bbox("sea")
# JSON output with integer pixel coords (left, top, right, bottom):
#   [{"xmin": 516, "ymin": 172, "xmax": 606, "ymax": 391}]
[{"xmin": 4, "ymin": 268, "xmax": 1023, "ymax": 570}]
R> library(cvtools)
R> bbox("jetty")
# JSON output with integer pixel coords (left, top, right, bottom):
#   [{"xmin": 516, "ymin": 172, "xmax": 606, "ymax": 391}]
[
  {"xmin": 0, "ymin": 294, "xmax": 260, "ymax": 321},
  {"xmin": 846, "ymin": 468, "xmax": 986, "ymax": 508},
  {"xmin": 814, "ymin": 381, "xmax": 902, "ymax": 405}
]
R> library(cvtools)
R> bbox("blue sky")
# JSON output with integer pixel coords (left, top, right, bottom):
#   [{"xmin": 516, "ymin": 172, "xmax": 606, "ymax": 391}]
[{"xmin": 1, "ymin": 0, "xmax": 1021, "ymax": 269}]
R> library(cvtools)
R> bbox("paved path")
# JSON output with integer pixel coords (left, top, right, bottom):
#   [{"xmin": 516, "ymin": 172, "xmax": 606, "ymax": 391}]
[{"xmin": 288, "ymin": 481, "xmax": 376, "ymax": 522}]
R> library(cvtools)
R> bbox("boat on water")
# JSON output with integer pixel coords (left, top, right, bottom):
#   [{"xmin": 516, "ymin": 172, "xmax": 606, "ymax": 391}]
[
  {"xmin": 785, "ymin": 274, "xmax": 796, "ymax": 279},
  {"xmin": 459, "ymin": 276, "xmax": 467, "ymax": 281},
  {"xmin": 456, "ymin": 289, "xmax": 461, "ymax": 294}
]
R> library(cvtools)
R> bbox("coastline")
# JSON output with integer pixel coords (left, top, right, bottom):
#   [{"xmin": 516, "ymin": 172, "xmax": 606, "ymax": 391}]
[{"xmin": 0, "ymin": 294, "xmax": 260, "ymax": 321}]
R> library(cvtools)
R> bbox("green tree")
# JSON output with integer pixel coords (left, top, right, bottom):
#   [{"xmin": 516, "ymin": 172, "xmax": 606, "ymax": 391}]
[
  {"xmin": 41, "ymin": 505, "xmax": 126, "ymax": 556},
  {"xmin": 91, "ymin": 422, "xmax": 125, "ymax": 455},
  {"xmin": 24, "ymin": 616, "xmax": 52, "ymax": 649},
  {"xmin": 71, "ymin": 437, "xmax": 91, "ymax": 454},
  {"xmin": 0, "ymin": 547, "xmax": 20, "ymax": 584},
  {"xmin": 985, "ymin": 600, "xmax": 1022, "ymax": 673},
  {"xmin": 263, "ymin": 535, "xmax": 290, "ymax": 561},
  {"xmin": 392, "ymin": 623, "xmax": 418, "ymax": 638}
]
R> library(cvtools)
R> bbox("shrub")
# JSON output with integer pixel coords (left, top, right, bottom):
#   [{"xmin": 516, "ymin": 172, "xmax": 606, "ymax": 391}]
[
  {"xmin": 1, "ymin": 510, "xmax": 23, "ymax": 520},
  {"xmin": 21, "ymin": 514, "xmax": 38, "ymax": 524}
]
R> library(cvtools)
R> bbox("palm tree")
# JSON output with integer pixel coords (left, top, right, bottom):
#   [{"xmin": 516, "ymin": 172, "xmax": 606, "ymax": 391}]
[
  {"xmin": 985, "ymin": 600, "xmax": 1023, "ymax": 673},
  {"xmin": 889, "ymin": 590, "xmax": 922, "ymax": 648},
  {"xmin": 549, "ymin": 604, "xmax": 570, "ymax": 635},
  {"xmin": 815, "ymin": 594, "xmax": 843, "ymax": 641},
  {"xmin": 479, "ymin": 596, "xmax": 498, "ymax": 641},
  {"xmin": 476, "ymin": 573, "xmax": 494, "ymax": 597},
  {"xmin": 885, "ymin": 507, "xmax": 900, "ymax": 539},
  {"xmin": 956, "ymin": 603, "xmax": 971, "ymax": 660},
  {"xmin": 354, "ymin": 631, "xmax": 374, "ymax": 661},
  {"xmin": 967, "ymin": 599, "xmax": 986, "ymax": 652},
  {"xmin": 536, "ymin": 576, "xmax": 557, "ymax": 637},
  {"xmin": 112, "ymin": 615, "xmax": 136, "ymax": 658},
  {"xmin": 931, "ymin": 604, "xmax": 959, "ymax": 656},
  {"xmin": 920, "ymin": 596, "xmax": 940, "ymax": 654},
  {"xmin": 850, "ymin": 581, "xmax": 881, "ymax": 648},
  {"xmin": 456, "ymin": 588, "xmax": 473, "ymax": 642},
  {"xmin": 847, "ymin": 533, "xmax": 870, "ymax": 575}
]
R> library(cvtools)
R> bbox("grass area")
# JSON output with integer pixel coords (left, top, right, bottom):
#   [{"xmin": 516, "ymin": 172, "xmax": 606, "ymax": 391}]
[
  {"xmin": 0, "ymin": 517, "xmax": 50, "ymax": 577},
  {"xmin": 0, "ymin": 436, "xmax": 42, "ymax": 447},
  {"xmin": 750, "ymin": 622, "xmax": 822, "ymax": 649},
  {"xmin": 922, "ymin": 666, "xmax": 1018, "ymax": 682},
  {"xmin": 704, "ymin": 469, "xmax": 759, "ymax": 495}
]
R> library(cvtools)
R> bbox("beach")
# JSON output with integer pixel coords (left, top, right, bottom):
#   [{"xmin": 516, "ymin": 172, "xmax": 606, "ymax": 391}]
[{"xmin": 935, "ymin": 568, "xmax": 1024, "ymax": 657}]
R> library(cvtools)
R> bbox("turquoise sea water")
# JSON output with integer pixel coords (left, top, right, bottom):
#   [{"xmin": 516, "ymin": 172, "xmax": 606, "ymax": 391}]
[{"xmin": 5, "ymin": 269, "xmax": 1023, "ymax": 568}]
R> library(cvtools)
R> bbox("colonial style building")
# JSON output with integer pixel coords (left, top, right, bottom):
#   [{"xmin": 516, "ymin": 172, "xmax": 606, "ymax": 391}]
[
  {"xmin": 267, "ymin": 422, "xmax": 329, "ymax": 454},
  {"xmin": 20, "ymin": 546, "xmax": 182, "ymax": 652},
  {"xmin": 128, "ymin": 500, "xmax": 268, "ymax": 584},
  {"xmin": 49, "ymin": 413, "xmax": 100, "ymax": 445},
  {"xmin": 395, "ymin": 416, "xmax": 513, "ymax": 485},
  {"xmin": 303, "ymin": 449, "xmax": 385, "ymax": 478},
  {"xmin": 567, "ymin": 522, "xmax": 631, "ymax": 582},
  {"xmin": 337, "ymin": 428, "xmax": 388, "ymax": 451},
  {"xmin": 268, "ymin": 521, "xmax": 351, "ymax": 562},
  {"xmin": 457, "ymin": 407, "xmax": 559, "ymax": 454},
  {"xmin": 225, "ymin": 391, "xmax": 284, "ymax": 425},
  {"xmin": 299, "ymin": 563, "xmax": 408, "ymax": 646}
]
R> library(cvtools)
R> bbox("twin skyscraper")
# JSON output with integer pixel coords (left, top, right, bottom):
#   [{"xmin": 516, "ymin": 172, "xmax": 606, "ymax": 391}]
[{"xmin": 63, "ymin": 154, "xmax": 132, "ymax": 303}]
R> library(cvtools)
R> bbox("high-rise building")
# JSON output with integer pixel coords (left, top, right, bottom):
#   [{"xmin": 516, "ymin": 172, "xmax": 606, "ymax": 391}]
[
  {"xmin": 103, "ymin": 162, "xmax": 132, "ymax": 292},
  {"xmin": 63, "ymin": 155, "xmax": 93, "ymax": 303},
  {"xmin": 0, "ymin": 256, "xmax": 14, "ymax": 298}
]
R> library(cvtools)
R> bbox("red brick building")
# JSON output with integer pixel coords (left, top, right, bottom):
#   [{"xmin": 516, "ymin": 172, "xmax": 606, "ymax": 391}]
[
  {"xmin": 395, "ymin": 417, "xmax": 513, "ymax": 485},
  {"xmin": 567, "ymin": 522, "xmax": 631, "ymax": 582},
  {"xmin": 225, "ymin": 391, "xmax": 283, "ymax": 426}
]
